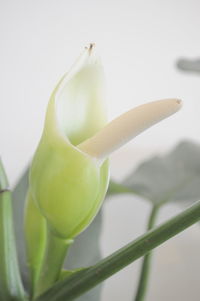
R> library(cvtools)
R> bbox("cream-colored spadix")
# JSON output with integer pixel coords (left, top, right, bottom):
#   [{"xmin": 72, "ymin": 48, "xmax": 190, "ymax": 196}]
[{"xmin": 78, "ymin": 98, "xmax": 182, "ymax": 164}]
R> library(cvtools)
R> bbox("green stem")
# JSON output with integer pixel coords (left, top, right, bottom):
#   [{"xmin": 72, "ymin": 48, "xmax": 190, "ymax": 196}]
[
  {"xmin": 36, "ymin": 200, "xmax": 200, "ymax": 301},
  {"xmin": 24, "ymin": 191, "xmax": 47, "ymax": 297},
  {"xmin": 134, "ymin": 205, "xmax": 160, "ymax": 301},
  {"xmin": 34, "ymin": 227, "xmax": 73, "ymax": 298},
  {"xmin": 0, "ymin": 159, "xmax": 27, "ymax": 301}
]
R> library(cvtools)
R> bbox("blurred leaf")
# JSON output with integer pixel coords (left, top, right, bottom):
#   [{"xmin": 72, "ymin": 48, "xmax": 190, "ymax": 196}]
[
  {"xmin": 13, "ymin": 168, "xmax": 30, "ymax": 289},
  {"xmin": 13, "ymin": 167, "xmax": 103, "ymax": 300},
  {"xmin": 176, "ymin": 58, "xmax": 200, "ymax": 73},
  {"xmin": 107, "ymin": 180, "xmax": 135, "ymax": 195},
  {"xmin": 111, "ymin": 141, "xmax": 200, "ymax": 206},
  {"xmin": 35, "ymin": 199, "xmax": 200, "ymax": 301},
  {"xmin": 0, "ymin": 160, "xmax": 27, "ymax": 301}
]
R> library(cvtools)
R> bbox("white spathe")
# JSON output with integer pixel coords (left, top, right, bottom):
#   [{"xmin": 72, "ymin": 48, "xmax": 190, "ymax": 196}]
[{"xmin": 78, "ymin": 98, "xmax": 182, "ymax": 164}]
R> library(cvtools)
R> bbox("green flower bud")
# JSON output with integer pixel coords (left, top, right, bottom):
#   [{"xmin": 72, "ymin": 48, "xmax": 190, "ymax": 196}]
[
  {"xmin": 26, "ymin": 44, "xmax": 182, "ymax": 295},
  {"xmin": 29, "ymin": 44, "xmax": 109, "ymax": 239}
]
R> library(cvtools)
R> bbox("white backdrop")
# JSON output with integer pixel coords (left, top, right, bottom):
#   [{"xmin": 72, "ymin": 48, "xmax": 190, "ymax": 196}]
[{"xmin": 1, "ymin": 1, "xmax": 200, "ymax": 300}]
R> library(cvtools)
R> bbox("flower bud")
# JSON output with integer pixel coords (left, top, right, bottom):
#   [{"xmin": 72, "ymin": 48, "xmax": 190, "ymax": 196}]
[
  {"xmin": 29, "ymin": 44, "xmax": 109, "ymax": 239},
  {"xmin": 29, "ymin": 44, "xmax": 182, "ymax": 242}
]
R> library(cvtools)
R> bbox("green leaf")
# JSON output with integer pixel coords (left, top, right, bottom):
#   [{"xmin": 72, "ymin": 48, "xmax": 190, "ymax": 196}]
[
  {"xmin": 108, "ymin": 141, "xmax": 200, "ymax": 301},
  {"xmin": 107, "ymin": 180, "xmax": 135, "ymax": 195},
  {"xmin": 13, "ymin": 166, "xmax": 103, "ymax": 300},
  {"xmin": 119, "ymin": 140, "xmax": 200, "ymax": 205},
  {"xmin": 59, "ymin": 267, "xmax": 89, "ymax": 281},
  {"xmin": 13, "ymin": 168, "xmax": 30, "ymax": 289},
  {"xmin": 177, "ymin": 58, "xmax": 200, "ymax": 73},
  {"xmin": 0, "ymin": 159, "xmax": 27, "ymax": 301},
  {"xmin": 35, "ymin": 199, "xmax": 200, "ymax": 301}
]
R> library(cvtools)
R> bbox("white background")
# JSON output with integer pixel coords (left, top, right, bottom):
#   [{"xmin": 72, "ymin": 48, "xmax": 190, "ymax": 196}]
[{"xmin": 1, "ymin": 1, "xmax": 200, "ymax": 300}]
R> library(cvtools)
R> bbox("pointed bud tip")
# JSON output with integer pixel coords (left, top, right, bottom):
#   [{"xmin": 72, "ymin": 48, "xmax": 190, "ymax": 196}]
[
  {"xmin": 85, "ymin": 43, "xmax": 96, "ymax": 55},
  {"xmin": 168, "ymin": 98, "xmax": 182, "ymax": 108},
  {"xmin": 84, "ymin": 43, "xmax": 101, "ymax": 65},
  {"xmin": 161, "ymin": 98, "xmax": 182, "ymax": 115},
  {"xmin": 176, "ymin": 99, "xmax": 182, "ymax": 105},
  {"xmin": 89, "ymin": 43, "xmax": 95, "ymax": 52}
]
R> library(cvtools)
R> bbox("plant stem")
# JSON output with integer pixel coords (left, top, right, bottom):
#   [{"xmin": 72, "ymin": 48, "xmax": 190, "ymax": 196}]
[
  {"xmin": 0, "ymin": 159, "xmax": 27, "ymax": 301},
  {"xmin": 134, "ymin": 205, "xmax": 160, "ymax": 301},
  {"xmin": 34, "ymin": 227, "xmax": 73, "ymax": 298},
  {"xmin": 24, "ymin": 190, "xmax": 47, "ymax": 297},
  {"xmin": 36, "ymin": 199, "xmax": 200, "ymax": 301}
]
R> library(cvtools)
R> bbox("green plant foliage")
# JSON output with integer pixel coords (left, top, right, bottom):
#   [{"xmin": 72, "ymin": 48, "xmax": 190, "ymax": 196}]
[
  {"xmin": 13, "ymin": 168, "xmax": 29, "ymax": 289},
  {"xmin": 0, "ymin": 159, "xmax": 27, "ymax": 301},
  {"xmin": 12, "ymin": 140, "xmax": 200, "ymax": 300},
  {"xmin": 109, "ymin": 140, "xmax": 200, "ymax": 206},
  {"xmin": 35, "ymin": 199, "xmax": 200, "ymax": 301},
  {"xmin": 177, "ymin": 58, "xmax": 200, "ymax": 73},
  {"xmin": 108, "ymin": 140, "xmax": 200, "ymax": 301}
]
